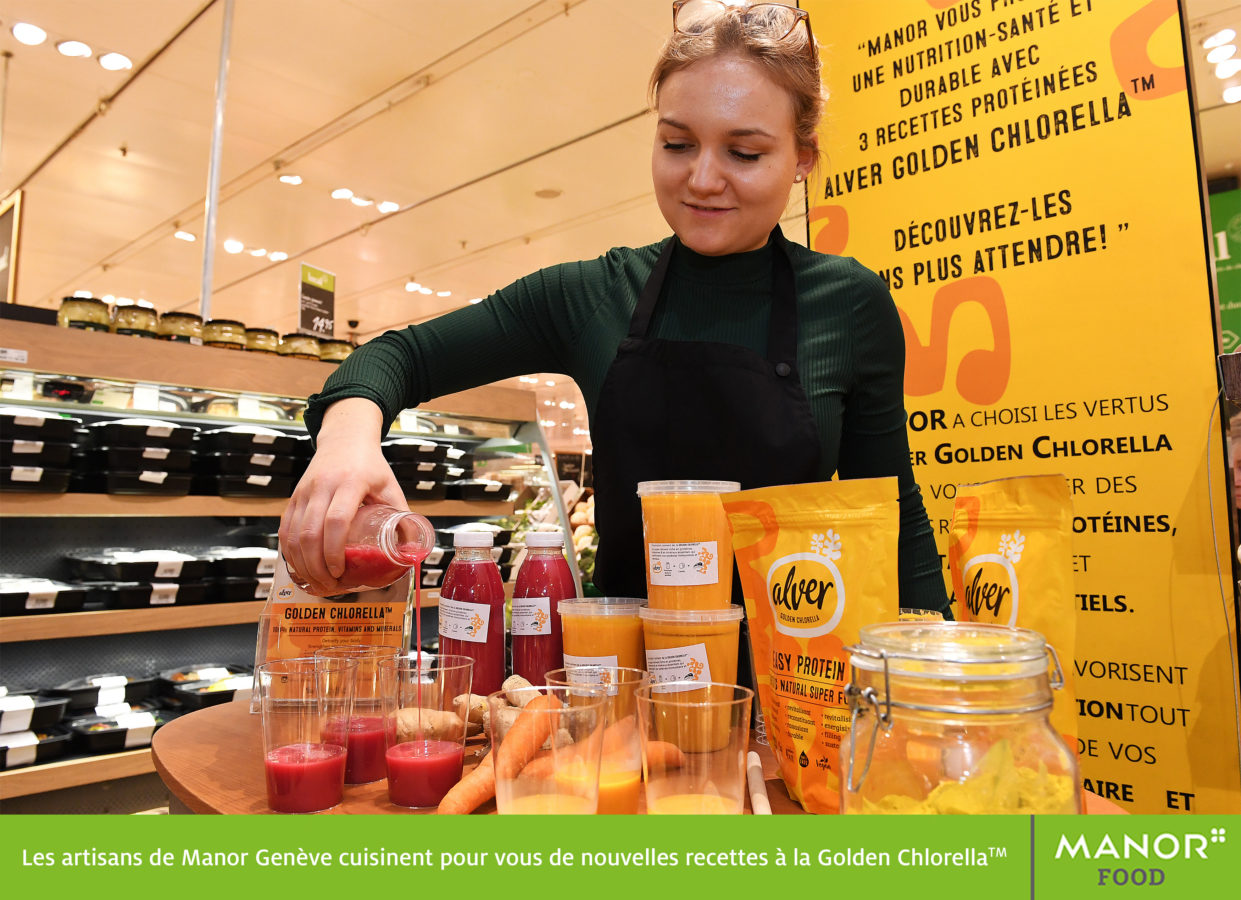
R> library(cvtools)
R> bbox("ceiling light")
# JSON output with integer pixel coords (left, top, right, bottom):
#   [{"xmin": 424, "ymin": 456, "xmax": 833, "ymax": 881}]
[
  {"xmin": 99, "ymin": 52, "xmax": 132, "ymax": 71},
  {"xmin": 11, "ymin": 23, "xmax": 47, "ymax": 46},
  {"xmin": 1217, "ymin": 59, "xmax": 1241, "ymax": 79},
  {"xmin": 350, "ymin": 196, "xmax": 374, "ymax": 207},
  {"xmin": 268, "ymin": 251, "xmax": 288, "ymax": 261},
  {"xmin": 115, "ymin": 297, "xmax": 133, "ymax": 306},
  {"xmin": 1204, "ymin": 28, "xmax": 1237, "ymax": 49},
  {"xmin": 56, "ymin": 40, "xmax": 92, "ymax": 58},
  {"xmin": 223, "ymin": 239, "xmax": 244, "ymax": 254},
  {"xmin": 377, "ymin": 201, "xmax": 399, "ymax": 214},
  {"xmin": 470, "ymin": 298, "xmax": 484, "ymax": 305},
  {"xmin": 249, "ymin": 248, "xmax": 267, "ymax": 257},
  {"xmin": 543, "ymin": 400, "xmax": 554, "ymax": 406},
  {"xmin": 540, "ymin": 420, "xmax": 556, "ymax": 428},
  {"xmin": 1206, "ymin": 44, "xmax": 1237, "ymax": 64},
  {"xmin": 1225, "ymin": 85, "xmax": 1241, "ymax": 104},
  {"xmin": 102, "ymin": 294, "xmax": 115, "ymax": 303},
  {"xmin": 331, "ymin": 188, "xmax": 353, "ymax": 200},
  {"xmin": 136, "ymin": 299, "xmax": 154, "ymax": 308},
  {"xmin": 436, "ymin": 290, "xmax": 451, "ymax": 297},
  {"xmin": 278, "ymin": 174, "xmax": 303, "ymax": 185},
  {"xmin": 73, "ymin": 290, "xmax": 92, "ymax": 298},
  {"xmin": 174, "ymin": 230, "xmax": 196, "ymax": 242},
  {"xmin": 405, "ymin": 280, "xmax": 421, "ymax": 292},
  {"xmin": 418, "ymin": 287, "xmax": 432, "ymax": 295}
]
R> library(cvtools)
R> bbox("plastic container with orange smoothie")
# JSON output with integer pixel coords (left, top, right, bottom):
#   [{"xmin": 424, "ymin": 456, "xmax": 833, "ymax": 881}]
[
  {"xmin": 557, "ymin": 597, "xmax": 646, "ymax": 673},
  {"xmin": 637, "ymin": 480, "xmax": 740, "ymax": 610},
  {"xmin": 640, "ymin": 605, "xmax": 743, "ymax": 752}
]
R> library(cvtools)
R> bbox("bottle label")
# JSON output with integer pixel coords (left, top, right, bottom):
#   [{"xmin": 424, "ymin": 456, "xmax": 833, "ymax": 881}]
[
  {"xmin": 511, "ymin": 597, "xmax": 552, "ymax": 636},
  {"xmin": 438, "ymin": 597, "xmax": 491, "ymax": 644},
  {"xmin": 647, "ymin": 540, "xmax": 719, "ymax": 586},
  {"xmin": 562, "ymin": 653, "xmax": 620, "ymax": 695},
  {"xmin": 646, "ymin": 642, "xmax": 713, "ymax": 693}
]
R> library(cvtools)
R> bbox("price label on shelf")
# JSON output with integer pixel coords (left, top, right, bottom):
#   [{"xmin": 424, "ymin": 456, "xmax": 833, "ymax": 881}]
[
  {"xmin": 238, "ymin": 395, "xmax": 262, "ymax": 419},
  {"xmin": 132, "ymin": 383, "xmax": 161, "ymax": 411},
  {"xmin": 8, "ymin": 371, "xmax": 34, "ymax": 400}
]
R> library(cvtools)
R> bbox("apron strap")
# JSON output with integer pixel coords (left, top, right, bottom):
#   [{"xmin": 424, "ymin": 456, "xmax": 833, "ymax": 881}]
[{"xmin": 627, "ymin": 238, "xmax": 677, "ymax": 340}]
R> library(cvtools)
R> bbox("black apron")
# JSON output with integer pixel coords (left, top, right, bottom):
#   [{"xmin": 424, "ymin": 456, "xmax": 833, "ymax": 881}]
[{"xmin": 591, "ymin": 226, "xmax": 822, "ymax": 598}]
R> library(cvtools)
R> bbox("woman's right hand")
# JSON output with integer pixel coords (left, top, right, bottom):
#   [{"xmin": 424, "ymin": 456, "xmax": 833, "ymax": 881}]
[{"xmin": 279, "ymin": 398, "xmax": 407, "ymax": 595}]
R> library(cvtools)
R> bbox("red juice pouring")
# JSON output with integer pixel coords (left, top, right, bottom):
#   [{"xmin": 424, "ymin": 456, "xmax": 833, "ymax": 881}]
[
  {"xmin": 511, "ymin": 531, "xmax": 574, "ymax": 683},
  {"xmin": 438, "ymin": 532, "xmax": 506, "ymax": 695},
  {"xmin": 288, "ymin": 504, "xmax": 434, "ymax": 595}
]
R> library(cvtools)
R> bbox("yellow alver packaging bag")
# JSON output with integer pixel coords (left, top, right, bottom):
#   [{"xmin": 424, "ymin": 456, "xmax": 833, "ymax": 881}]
[
  {"xmin": 723, "ymin": 478, "xmax": 899, "ymax": 814},
  {"xmin": 947, "ymin": 474, "xmax": 1077, "ymax": 747}
]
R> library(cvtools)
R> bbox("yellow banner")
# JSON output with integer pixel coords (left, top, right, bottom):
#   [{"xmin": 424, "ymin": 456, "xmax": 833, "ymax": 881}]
[{"xmin": 805, "ymin": 0, "xmax": 1240, "ymax": 813}]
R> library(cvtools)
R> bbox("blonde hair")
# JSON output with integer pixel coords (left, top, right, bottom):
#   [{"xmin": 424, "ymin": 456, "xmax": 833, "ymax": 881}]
[{"xmin": 648, "ymin": 7, "xmax": 825, "ymax": 157}]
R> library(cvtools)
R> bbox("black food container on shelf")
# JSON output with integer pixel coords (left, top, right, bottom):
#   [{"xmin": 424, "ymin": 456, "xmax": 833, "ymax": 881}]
[
  {"xmin": 196, "ymin": 425, "xmax": 304, "ymax": 455},
  {"xmin": 433, "ymin": 525, "xmax": 514, "ymax": 547},
  {"xmin": 202, "ymin": 546, "xmax": 279, "ymax": 579},
  {"xmin": 157, "ymin": 664, "xmax": 252, "ymax": 712},
  {"xmin": 381, "ymin": 438, "xmax": 449, "ymax": 463},
  {"xmin": 389, "ymin": 460, "xmax": 449, "ymax": 482},
  {"xmin": 201, "ymin": 451, "xmax": 296, "ymax": 477},
  {"xmin": 1, "ymin": 465, "xmax": 71, "ymax": 493},
  {"xmin": 49, "ymin": 674, "xmax": 157, "ymax": 712},
  {"xmin": 0, "ymin": 408, "xmax": 81, "ymax": 442},
  {"xmin": 399, "ymin": 480, "xmax": 448, "ymax": 502},
  {"xmin": 66, "ymin": 549, "xmax": 210, "ymax": 582},
  {"xmin": 424, "ymin": 546, "xmax": 454, "ymax": 568},
  {"xmin": 83, "ymin": 580, "xmax": 211, "ymax": 609},
  {"xmin": 0, "ymin": 726, "xmax": 73, "ymax": 769},
  {"xmin": 0, "ymin": 576, "xmax": 89, "ymax": 616},
  {"xmin": 0, "ymin": 690, "xmax": 70, "ymax": 732},
  {"xmin": 210, "ymin": 577, "xmax": 273, "ymax": 603},
  {"xmin": 84, "ymin": 445, "xmax": 194, "ymax": 472},
  {"xmin": 420, "ymin": 567, "xmax": 445, "ymax": 589},
  {"xmin": 0, "ymin": 439, "xmax": 75, "ymax": 468},
  {"xmin": 444, "ymin": 479, "xmax": 512, "ymax": 502},
  {"xmin": 86, "ymin": 418, "xmax": 199, "ymax": 449},
  {"xmin": 71, "ymin": 469, "xmax": 194, "ymax": 496},
  {"xmin": 66, "ymin": 708, "xmax": 177, "ymax": 754},
  {"xmin": 195, "ymin": 473, "xmax": 295, "ymax": 498}
]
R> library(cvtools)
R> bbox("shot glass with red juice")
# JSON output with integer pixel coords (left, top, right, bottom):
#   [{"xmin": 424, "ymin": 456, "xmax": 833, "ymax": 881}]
[
  {"xmin": 316, "ymin": 645, "xmax": 402, "ymax": 784},
  {"xmin": 380, "ymin": 654, "xmax": 473, "ymax": 808},
  {"xmin": 257, "ymin": 656, "xmax": 358, "ymax": 813}
]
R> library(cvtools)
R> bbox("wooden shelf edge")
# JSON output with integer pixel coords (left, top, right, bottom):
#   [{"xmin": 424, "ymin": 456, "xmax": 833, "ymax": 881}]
[
  {"xmin": 0, "ymin": 600, "xmax": 267, "ymax": 642},
  {"xmin": 0, "ymin": 748, "xmax": 154, "ymax": 799},
  {"xmin": 0, "ymin": 495, "xmax": 512, "ymax": 517}
]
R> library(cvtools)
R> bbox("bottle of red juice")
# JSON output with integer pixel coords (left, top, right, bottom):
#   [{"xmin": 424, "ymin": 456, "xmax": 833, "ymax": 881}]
[
  {"xmin": 288, "ymin": 504, "xmax": 434, "ymax": 595},
  {"xmin": 437, "ymin": 531, "xmax": 506, "ymax": 695},
  {"xmin": 511, "ymin": 531, "xmax": 574, "ymax": 684}
]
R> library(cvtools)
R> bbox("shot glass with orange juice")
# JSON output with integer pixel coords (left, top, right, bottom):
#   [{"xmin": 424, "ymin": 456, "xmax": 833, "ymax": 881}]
[
  {"xmin": 558, "ymin": 597, "xmax": 646, "ymax": 671},
  {"xmin": 637, "ymin": 480, "xmax": 740, "ymax": 610},
  {"xmin": 636, "ymin": 682, "xmax": 753, "ymax": 815},
  {"xmin": 545, "ymin": 666, "xmax": 650, "ymax": 814}
]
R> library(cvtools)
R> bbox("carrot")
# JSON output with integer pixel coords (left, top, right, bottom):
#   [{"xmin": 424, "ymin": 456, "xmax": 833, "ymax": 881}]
[
  {"xmin": 601, "ymin": 715, "xmax": 637, "ymax": 756},
  {"xmin": 436, "ymin": 750, "xmax": 495, "ymax": 815},
  {"xmin": 493, "ymin": 692, "xmax": 562, "ymax": 780},
  {"xmin": 643, "ymin": 740, "xmax": 686, "ymax": 773}
]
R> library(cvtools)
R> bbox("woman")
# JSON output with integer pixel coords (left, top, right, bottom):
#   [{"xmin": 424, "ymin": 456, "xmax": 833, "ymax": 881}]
[{"xmin": 280, "ymin": 1, "xmax": 949, "ymax": 615}]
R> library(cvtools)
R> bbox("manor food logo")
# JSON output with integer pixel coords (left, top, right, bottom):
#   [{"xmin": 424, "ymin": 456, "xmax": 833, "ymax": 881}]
[
  {"xmin": 765, "ymin": 530, "xmax": 844, "ymax": 638},
  {"xmin": 961, "ymin": 529, "xmax": 1022, "ymax": 624},
  {"xmin": 1053, "ymin": 827, "xmax": 1227, "ymax": 887}
]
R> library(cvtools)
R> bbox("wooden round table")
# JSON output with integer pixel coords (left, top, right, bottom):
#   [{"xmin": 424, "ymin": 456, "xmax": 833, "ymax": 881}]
[{"xmin": 151, "ymin": 700, "xmax": 1123, "ymax": 814}]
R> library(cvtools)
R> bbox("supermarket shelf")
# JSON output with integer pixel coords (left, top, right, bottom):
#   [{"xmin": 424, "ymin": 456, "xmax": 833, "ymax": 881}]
[
  {"xmin": 0, "ymin": 494, "xmax": 512, "ymax": 518},
  {"xmin": 0, "ymin": 600, "xmax": 269, "ymax": 642},
  {"xmin": 0, "ymin": 748, "xmax": 154, "ymax": 800}
]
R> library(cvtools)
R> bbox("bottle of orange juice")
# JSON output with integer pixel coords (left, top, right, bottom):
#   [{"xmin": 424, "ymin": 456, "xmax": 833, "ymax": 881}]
[{"xmin": 637, "ymin": 480, "xmax": 740, "ymax": 610}]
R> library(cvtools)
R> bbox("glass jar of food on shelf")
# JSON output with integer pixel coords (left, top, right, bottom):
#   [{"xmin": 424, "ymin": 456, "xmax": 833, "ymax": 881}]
[
  {"xmin": 318, "ymin": 339, "xmax": 354, "ymax": 363},
  {"xmin": 203, "ymin": 318, "xmax": 248, "ymax": 350},
  {"xmin": 111, "ymin": 301, "xmax": 159, "ymax": 337},
  {"xmin": 56, "ymin": 297, "xmax": 111, "ymax": 331},
  {"xmin": 245, "ymin": 327, "xmax": 280, "ymax": 354},
  {"xmin": 279, "ymin": 332, "xmax": 320, "ymax": 361},
  {"xmin": 157, "ymin": 311, "xmax": 204, "ymax": 344}
]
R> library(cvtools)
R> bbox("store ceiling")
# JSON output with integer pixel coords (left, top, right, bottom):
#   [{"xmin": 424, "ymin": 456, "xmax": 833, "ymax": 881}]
[{"xmin": 0, "ymin": 0, "xmax": 1238, "ymax": 449}]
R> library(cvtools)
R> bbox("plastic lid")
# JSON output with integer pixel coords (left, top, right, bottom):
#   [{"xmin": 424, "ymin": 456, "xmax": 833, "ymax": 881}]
[
  {"xmin": 639, "ymin": 605, "xmax": 744, "ymax": 623},
  {"xmin": 558, "ymin": 597, "xmax": 648, "ymax": 616},
  {"xmin": 636, "ymin": 480, "xmax": 741, "ymax": 496},
  {"xmin": 453, "ymin": 531, "xmax": 494, "ymax": 548},
  {"xmin": 524, "ymin": 531, "xmax": 566, "ymax": 547}
]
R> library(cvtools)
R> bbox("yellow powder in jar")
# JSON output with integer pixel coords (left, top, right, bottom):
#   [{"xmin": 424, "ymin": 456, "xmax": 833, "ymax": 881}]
[{"xmin": 854, "ymin": 740, "xmax": 1076, "ymax": 815}]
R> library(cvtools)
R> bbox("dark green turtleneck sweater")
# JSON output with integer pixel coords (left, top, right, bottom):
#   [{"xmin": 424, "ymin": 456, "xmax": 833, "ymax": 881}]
[{"xmin": 306, "ymin": 236, "xmax": 950, "ymax": 614}]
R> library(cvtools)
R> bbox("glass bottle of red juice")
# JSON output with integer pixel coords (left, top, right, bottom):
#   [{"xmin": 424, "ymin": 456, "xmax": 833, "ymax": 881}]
[
  {"xmin": 438, "ymin": 531, "xmax": 506, "ymax": 695},
  {"xmin": 511, "ymin": 531, "xmax": 574, "ymax": 684},
  {"xmin": 288, "ymin": 504, "xmax": 434, "ymax": 595}
]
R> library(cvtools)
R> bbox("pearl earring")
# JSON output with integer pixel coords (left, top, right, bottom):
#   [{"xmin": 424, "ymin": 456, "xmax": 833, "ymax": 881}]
[{"xmin": 794, "ymin": 173, "xmax": 804, "ymax": 183}]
